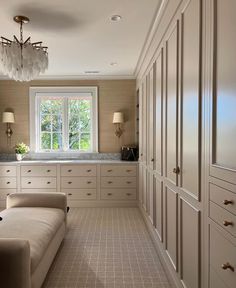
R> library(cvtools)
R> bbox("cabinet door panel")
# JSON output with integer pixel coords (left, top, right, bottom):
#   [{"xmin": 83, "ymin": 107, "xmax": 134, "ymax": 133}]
[
  {"xmin": 147, "ymin": 67, "xmax": 154, "ymax": 168},
  {"xmin": 211, "ymin": 0, "xmax": 236, "ymax": 184},
  {"xmin": 155, "ymin": 177, "xmax": 163, "ymax": 241},
  {"xmin": 165, "ymin": 186, "xmax": 178, "ymax": 270},
  {"xmin": 155, "ymin": 50, "xmax": 164, "ymax": 175},
  {"xmin": 142, "ymin": 78, "xmax": 147, "ymax": 163},
  {"xmin": 142, "ymin": 168, "xmax": 147, "ymax": 211},
  {"xmin": 180, "ymin": 198, "xmax": 200, "ymax": 288},
  {"xmin": 180, "ymin": 0, "xmax": 201, "ymax": 199},
  {"xmin": 165, "ymin": 24, "xmax": 179, "ymax": 185},
  {"xmin": 147, "ymin": 172, "xmax": 154, "ymax": 225}
]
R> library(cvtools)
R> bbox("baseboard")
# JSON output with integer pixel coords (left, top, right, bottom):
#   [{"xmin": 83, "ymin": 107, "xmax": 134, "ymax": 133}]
[{"xmin": 139, "ymin": 203, "xmax": 183, "ymax": 288}]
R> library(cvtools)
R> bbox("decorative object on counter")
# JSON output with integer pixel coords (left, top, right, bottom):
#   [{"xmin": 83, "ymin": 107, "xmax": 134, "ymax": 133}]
[
  {"xmin": 121, "ymin": 146, "xmax": 138, "ymax": 161},
  {"xmin": 2, "ymin": 112, "xmax": 15, "ymax": 145},
  {"xmin": 0, "ymin": 15, "xmax": 48, "ymax": 82},
  {"xmin": 113, "ymin": 112, "xmax": 124, "ymax": 138},
  {"xmin": 15, "ymin": 142, "xmax": 30, "ymax": 161}
]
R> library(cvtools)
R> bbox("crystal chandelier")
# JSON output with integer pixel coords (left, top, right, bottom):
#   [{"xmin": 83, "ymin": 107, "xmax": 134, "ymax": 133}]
[{"xmin": 0, "ymin": 15, "xmax": 48, "ymax": 82}]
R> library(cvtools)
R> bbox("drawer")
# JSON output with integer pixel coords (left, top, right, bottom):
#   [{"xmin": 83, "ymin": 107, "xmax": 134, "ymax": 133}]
[
  {"xmin": 21, "ymin": 189, "xmax": 57, "ymax": 193},
  {"xmin": 0, "ymin": 178, "xmax": 17, "ymax": 189},
  {"xmin": 0, "ymin": 189, "xmax": 16, "ymax": 201},
  {"xmin": 61, "ymin": 177, "xmax": 97, "ymax": 189},
  {"xmin": 101, "ymin": 177, "xmax": 136, "ymax": 188},
  {"xmin": 210, "ymin": 226, "xmax": 236, "ymax": 288},
  {"xmin": 62, "ymin": 189, "xmax": 97, "ymax": 200},
  {"xmin": 21, "ymin": 177, "xmax": 57, "ymax": 189},
  {"xmin": 0, "ymin": 166, "xmax": 16, "ymax": 177},
  {"xmin": 210, "ymin": 183, "xmax": 236, "ymax": 215},
  {"xmin": 61, "ymin": 165, "xmax": 96, "ymax": 176},
  {"xmin": 210, "ymin": 201, "xmax": 236, "ymax": 237},
  {"xmin": 101, "ymin": 165, "xmax": 137, "ymax": 177},
  {"xmin": 101, "ymin": 189, "xmax": 136, "ymax": 200},
  {"xmin": 210, "ymin": 267, "xmax": 228, "ymax": 288},
  {"xmin": 21, "ymin": 165, "xmax": 57, "ymax": 177}
]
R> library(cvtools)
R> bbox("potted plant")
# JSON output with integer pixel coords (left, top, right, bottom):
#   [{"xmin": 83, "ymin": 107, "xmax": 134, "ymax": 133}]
[{"xmin": 15, "ymin": 142, "xmax": 30, "ymax": 161}]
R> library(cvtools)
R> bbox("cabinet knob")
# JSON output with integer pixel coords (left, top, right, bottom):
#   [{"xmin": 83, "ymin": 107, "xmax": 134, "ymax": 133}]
[
  {"xmin": 87, "ymin": 181, "xmax": 92, "ymax": 184},
  {"xmin": 126, "ymin": 169, "xmax": 131, "ymax": 172},
  {"xmin": 87, "ymin": 169, "xmax": 91, "ymax": 172},
  {"xmin": 27, "ymin": 170, "xmax": 31, "ymax": 173},
  {"xmin": 28, "ymin": 182, "xmax": 31, "ymax": 184},
  {"xmin": 6, "ymin": 170, "xmax": 10, "ymax": 173},
  {"xmin": 87, "ymin": 193, "xmax": 92, "ymax": 196},
  {"xmin": 68, "ymin": 193, "xmax": 72, "ymax": 196},
  {"xmin": 47, "ymin": 170, "xmax": 51, "ymax": 173},
  {"xmin": 141, "ymin": 153, "xmax": 143, "ymax": 156},
  {"xmin": 6, "ymin": 181, "xmax": 10, "ymax": 184},
  {"xmin": 223, "ymin": 220, "xmax": 233, "ymax": 227},
  {"xmin": 223, "ymin": 200, "xmax": 233, "ymax": 205},
  {"xmin": 107, "ymin": 193, "xmax": 112, "ymax": 196},
  {"xmin": 68, "ymin": 169, "xmax": 72, "ymax": 172},
  {"xmin": 173, "ymin": 167, "xmax": 180, "ymax": 174},
  {"xmin": 151, "ymin": 158, "xmax": 154, "ymax": 162},
  {"xmin": 7, "ymin": 193, "xmax": 10, "ymax": 196},
  {"xmin": 126, "ymin": 181, "xmax": 132, "ymax": 184},
  {"xmin": 126, "ymin": 193, "xmax": 131, "ymax": 196},
  {"xmin": 108, "ymin": 181, "xmax": 113, "ymax": 184},
  {"xmin": 68, "ymin": 181, "xmax": 72, "ymax": 184},
  {"xmin": 107, "ymin": 169, "xmax": 112, "ymax": 172},
  {"xmin": 47, "ymin": 181, "xmax": 51, "ymax": 184},
  {"xmin": 221, "ymin": 263, "xmax": 234, "ymax": 272}
]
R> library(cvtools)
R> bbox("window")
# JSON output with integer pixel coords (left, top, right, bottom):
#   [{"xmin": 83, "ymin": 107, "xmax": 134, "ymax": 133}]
[{"xmin": 30, "ymin": 87, "xmax": 98, "ymax": 153}]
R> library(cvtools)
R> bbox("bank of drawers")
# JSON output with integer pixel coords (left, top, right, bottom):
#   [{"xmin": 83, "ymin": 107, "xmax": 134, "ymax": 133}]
[
  {"xmin": 0, "ymin": 166, "xmax": 17, "ymax": 204},
  {"xmin": 61, "ymin": 165, "xmax": 97, "ymax": 200},
  {"xmin": 209, "ymin": 182, "xmax": 236, "ymax": 288},
  {"xmin": 20, "ymin": 165, "xmax": 57, "ymax": 191},
  {"xmin": 101, "ymin": 165, "xmax": 137, "ymax": 200}
]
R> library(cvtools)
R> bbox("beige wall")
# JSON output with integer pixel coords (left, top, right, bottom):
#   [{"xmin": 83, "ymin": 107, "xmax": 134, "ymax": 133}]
[{"xmin": 0, "ymin": 79, "xmax": 136, "ymax": 153}]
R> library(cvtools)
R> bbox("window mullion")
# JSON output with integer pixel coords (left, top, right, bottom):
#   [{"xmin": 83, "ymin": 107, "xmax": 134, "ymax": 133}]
[{"xmin": 63, "ymin": 97, "xmax": 69, "ymax": 151}]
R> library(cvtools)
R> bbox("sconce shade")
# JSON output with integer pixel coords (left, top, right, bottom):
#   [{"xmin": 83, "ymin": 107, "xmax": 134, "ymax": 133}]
[
  {"xmin": 2, "ymin": 112, "xmax": 15, "ymax": 123},
  {"xmin": 113, "ymin": 112, "xmax": 124, "ymax": 124}
]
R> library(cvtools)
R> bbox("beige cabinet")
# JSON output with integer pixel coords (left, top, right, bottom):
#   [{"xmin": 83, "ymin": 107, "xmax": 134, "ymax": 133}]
[{"xmin": 0, "ymin": 165, "xmax": 17, "ymax": 207}]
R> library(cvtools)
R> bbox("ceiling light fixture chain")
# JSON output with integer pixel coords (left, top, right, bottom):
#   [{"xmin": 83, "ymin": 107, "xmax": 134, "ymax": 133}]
[{"xmin": 0, "ymin": 15, "xmax": 48, "ymax": 82}]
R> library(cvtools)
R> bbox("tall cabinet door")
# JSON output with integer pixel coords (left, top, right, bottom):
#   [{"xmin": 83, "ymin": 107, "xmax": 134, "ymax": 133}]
[
  {"xmin": 141, "ymin": 78, "xmax": 147, "ymax": 164},
  {"xmin": 165, "ymin": 23, "xmax": 179, "ymax": 185},
  {"xmin": 210, "ymin": 0, "xmax": 236, "ymax": 184}
]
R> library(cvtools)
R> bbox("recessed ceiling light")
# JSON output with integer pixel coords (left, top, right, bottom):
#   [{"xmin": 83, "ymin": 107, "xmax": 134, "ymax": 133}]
[
  {"xmin": 84, "ymin": 71, "xmax": 100, "ymax": 74},
  {"xmin": 110, "ymin": 62, "xmax": 117, "ymax": 66},
  {"xmin": 110, "ymin": 15, "xmax": 122, "ymax": 22}
]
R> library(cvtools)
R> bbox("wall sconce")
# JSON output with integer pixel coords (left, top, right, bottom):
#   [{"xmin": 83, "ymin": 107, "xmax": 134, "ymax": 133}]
[
  {"xmin": 2, "ymin": 112, "xmax": 15, "ymax": 138},
  {"xmin": 113, "ymin": 112, "xmax": 124, "ymax": 138}
]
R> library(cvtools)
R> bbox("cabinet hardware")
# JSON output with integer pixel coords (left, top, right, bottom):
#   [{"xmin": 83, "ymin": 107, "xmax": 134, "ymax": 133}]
[
  {"xmin": 68, "ymin": 169, "xmax": 72, "ymax": 172},
  {"xmin": 126, "ymin": 181, "xmax": 131, "ymax": 184},
  {"xmin": 68, "ymin": 181, "xmax": 72, "ymax": 184},
  {"xmin": 107, "ymin": 169, "xmax": 112, "ymax": 172},
  {"xmin": 173, "ymin": 167, "xmax": 180, "ymax": 174},
  {"xmin": 141, "ymin": 153, "xmax": 143, "ymax": 156},
  {"xmin": 27, "ymin": 170, "xmax": 31, "ymax": 173},
  {"xmin": 47, "ymin": 182, "xmax": 51, "ymax": 184},
  {"xmin": 6, "ymin": 182, "xmax": 10, "ymax": 184},
  {"xmin": 223, "ymin": 200, "xmax": 233, "ymax": 205},
  {"xmin": 87, "ymin": 193, "xmax": 91, "ymax": 196},
  {"xmin": 87, "ymin": 181, "xmax": 92, "ymax": 184},
  {"xmin": 68, "ymin": 193, "xmax": 72, "ymax": 196},
  {"xmin": 107, "ymin": 193, "xmax": 112, "ymax": 196},
  {"xmin": 126, "ymin": 193, "xmax": 131, "ymax": 196},
  {"xmin": 28, "ymin": 182, "xmax": 31, "ymax": 184},
  {"xmin": 47, "ymin": 170, "xmax": 51, "ymax": 172},
  {"xmin": 223, "ymin": 220, "xmax": 233, "ymax": 226},
  {"xmin": 221, "ymin": 263, "xmax": 234, "ymax": 272},
  {"xmin": 7, "ymin": 193, "xmax": 9, "ymax": 196},
  {"xmin": 151, "ymin": 158, "xmax": 154, "ymax": 162},
  {"xmin": 108, "ymin": 181, "xmax": 113, "ymax": 184},
  {"xmin": 6, "ymin": 170, "xmax": 10, "ymax": 173},
  {"xmin": 126, "ymin": 170, "xmax": 131, "ymax": 172},
  {"xmin": 87, "ymin": 169, "xmax": 91, "ymax": 172}
]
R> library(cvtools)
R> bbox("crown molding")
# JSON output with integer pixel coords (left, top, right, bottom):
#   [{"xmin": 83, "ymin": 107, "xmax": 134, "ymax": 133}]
[
  {"xmin": 134, "ymin": 0, "xmax": 169, "ymax": 78},
  {"xmin": 0, "ymin": 74, "xmax": 136, "ymax": 81}
]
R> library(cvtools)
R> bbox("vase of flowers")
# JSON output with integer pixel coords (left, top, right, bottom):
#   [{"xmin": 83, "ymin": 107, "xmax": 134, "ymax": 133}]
[{"xmin": 15, "ymin": 142, "xmax": 30, "ymax": 161}]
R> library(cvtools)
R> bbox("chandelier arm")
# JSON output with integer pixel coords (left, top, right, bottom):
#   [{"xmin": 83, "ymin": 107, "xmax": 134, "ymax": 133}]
[
  {"xmin": 32, "ymin": 41, "xmax": 42, "ymax": 45},
  {"xmin": 1, "ymin": 36, "xmax": 12, "ymax": 43},
  {"xmin": 14, "ymin": 35, "xmax": 20, "ymax": 44},
  {"xmin": 24, "ymin": 37, "xmax": 31, "ymax": 44}
]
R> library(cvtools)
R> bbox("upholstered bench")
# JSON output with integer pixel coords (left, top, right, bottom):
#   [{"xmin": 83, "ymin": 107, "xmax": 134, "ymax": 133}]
[{"xmin": 0, "ymin": 192, "xmax": 67, "ymax": 288}]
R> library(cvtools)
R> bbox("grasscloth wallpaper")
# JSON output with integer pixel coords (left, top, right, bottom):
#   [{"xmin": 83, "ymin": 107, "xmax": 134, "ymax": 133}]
[{"xmin": 0, "ymin": 79, "xmax": 136, "ymax": 153}]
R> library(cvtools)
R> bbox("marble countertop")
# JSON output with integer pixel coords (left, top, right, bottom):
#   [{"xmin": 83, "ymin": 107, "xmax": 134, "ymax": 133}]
[{"xmin": 0, "ymin": 159, "xmax": 138, "ymax": 164}]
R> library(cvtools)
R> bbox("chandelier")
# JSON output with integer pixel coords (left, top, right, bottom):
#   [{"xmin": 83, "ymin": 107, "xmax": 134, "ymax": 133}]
[{"xmin": 0, "ymin": 15, "xmax": 48, "ymax": 82}]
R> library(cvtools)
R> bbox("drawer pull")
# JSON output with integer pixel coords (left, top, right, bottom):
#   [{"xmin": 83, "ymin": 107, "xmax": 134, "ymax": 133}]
[
  {"xmin": 173, "ymin": 167, "xmax": 180, "ymax": 174},
  {"xmin": 126, "ymin": 181, "xmax": 132, "ymax": 184},
  {"xmin": 87, "ymin": 193, "xmax": 92, "ymax": 196},
  {"xmin": 68, "ymin": 181, "xmax": 72, "ymax": 184},
  {"xmin": 221, "ymin": 263, "xmax": 234, "ymax": 272},
  {"xmin": 6, "ymin": 181, "xmax": 10, "ymax": 184},
  {"xmin": 6, "ymin": 170, "xmax": 10, "ymax": 173},
  {"xmin": 68, "ymin": 193, "xmax": 72, "ymax": 196},
  {"xmin": 151, "ymin": 158, "xmax": 154, "ymax": 162},
  {"xmin": 126, "ymin": 193, "xmax": 131, "ymax": 196},
  {"xmin": 87, "ymin": 181, "xmax": 92, "ymax": 184},
  {"xmin": 7, "ymin": 193, "xmax": 10, "ymax": 196},
  {"xmin": 223, "ymin": 220, "xmax": 233, "ymax": 227},
  {"xmin": 126, "ymin": 169, "xmax": 132, "ymax": 172},
  {"xmin": 141, "ymin": 153, "xmax": 143, "ymax": 156},
  {"xmin": 28, "ymin": 182, "xmax": 31, "ymax": 184},
  {"xmin": 47, "ymin": 170, "xmax": 51, "ymax": 173},
  {"xmin": 68, "ymin": 169, "xmax": 72, "ymax": 172},
  {"xmin": 27, "ymin": 170, "xmax": 31, "ymax": 173},
  {"xmin": 108, "ymin": 181, "xmax": 113, "ymax": 184},
  {"xmin": 107, "ymin": 169, "xmax": 112, "ymax": 172},
  {"xmin": 107, "ymin": 193, "xmax": 112, "ymax": 196},
  {"xmin": 47, "ymin": 181, "xmax": 51, "ymax": 184},
  {"xmin": 87, "ymin": 169, "xmax": 92, "ymax": 172},
  {"xmin": 223, "ymin": 200, "xmax": 233, "ymax": 205}
]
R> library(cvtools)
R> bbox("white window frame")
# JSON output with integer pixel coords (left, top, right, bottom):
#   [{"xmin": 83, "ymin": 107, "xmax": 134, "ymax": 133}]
[{"xmin": 29, "ymin": 86, "xmax": 98, "ymax": 154}]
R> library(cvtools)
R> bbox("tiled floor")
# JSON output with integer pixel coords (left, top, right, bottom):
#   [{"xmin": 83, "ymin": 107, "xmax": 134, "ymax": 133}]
[{"xmin": 43, "ymin": 208, "xmax": 172, "ymax": 288}]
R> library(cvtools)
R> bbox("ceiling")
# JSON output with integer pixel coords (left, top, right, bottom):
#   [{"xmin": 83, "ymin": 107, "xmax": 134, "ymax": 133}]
[{"xmin": 0, "ymin": 0, "xmax": 161, "ymax": 79}]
